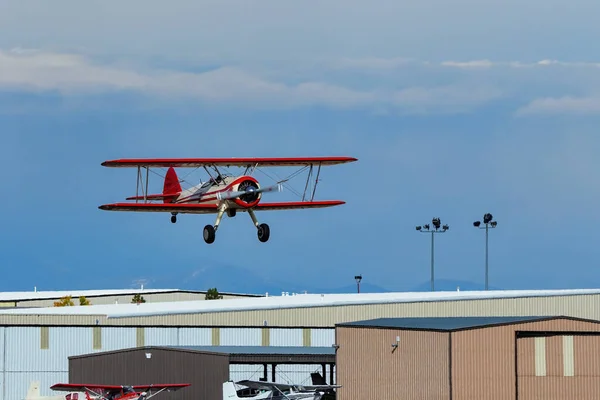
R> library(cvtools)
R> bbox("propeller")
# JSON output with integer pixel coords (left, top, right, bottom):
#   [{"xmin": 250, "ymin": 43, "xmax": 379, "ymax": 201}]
[{"xmin": 216, "ymin": 182, "xmax": 283, "ymax": 201}]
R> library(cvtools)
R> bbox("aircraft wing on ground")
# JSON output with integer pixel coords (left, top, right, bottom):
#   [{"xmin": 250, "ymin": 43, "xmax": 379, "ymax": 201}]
[
  {"xmin": 98, "ymin": 201, "xmax": 345, "ymax": 213},
  {"xmin": 50, "ymin": 384, "xmax": 122, "ymax": 392},
  {"xmin": 235, "ymin": 380, "xmax": 340, "ymax": 392},
  {"xmin": 101, "ymin": 157, "xmax": 357, "ymax": 168},
  {"xmin": 235, "ymin": 380, "xmax": 295, "ymax": 392},
  {"xmin": 129, "ymin": 385, "xmax": 190, "ymax": 392}
]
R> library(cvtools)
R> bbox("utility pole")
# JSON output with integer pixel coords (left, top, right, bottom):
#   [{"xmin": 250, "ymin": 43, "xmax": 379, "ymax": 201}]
[
  {"xmin": 416, "ymin": 218, "xmax": 449, "ymax": 291},
  {"xmin": 473, "ymin": 213, "xmax": 498, "ymax": 290}
]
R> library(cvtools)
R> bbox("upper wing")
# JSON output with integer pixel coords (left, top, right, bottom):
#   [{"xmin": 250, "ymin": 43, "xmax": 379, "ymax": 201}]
[
  {"xmin": 131, "ymin": 384, "xmax": 190, "ymax": 392},
  {"xmin": 50, "ymin": 384, "xmax": 122, "ymax": 392},
  {"xmin": 235, "ymin": 380, "xmax": 293, "ymax": 392},
  {"xmin": 301, "ymin": 385, "xmax": 342, "ymax": 390},
  {"xmin": 101, "ymin": 157, "xmax": 357, "ymax": 168}
]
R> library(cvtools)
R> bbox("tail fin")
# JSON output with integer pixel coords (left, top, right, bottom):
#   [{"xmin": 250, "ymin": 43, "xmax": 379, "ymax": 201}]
[
  {"xmin": 163, "ymin": 167, "xmax": 182, "ymax": 203},
  {"xmin": 311, "ymin": 372, "xmax": 327, "ymax": 385},
  {"xmin": 25, "ymin": 381, "xmax": 41, "ymax": 400},
  {"xmin": 222, "ymin": 381, "xmax": 239, "ymax": 400}
]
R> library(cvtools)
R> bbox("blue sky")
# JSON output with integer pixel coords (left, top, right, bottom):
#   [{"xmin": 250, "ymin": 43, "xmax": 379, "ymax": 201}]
[{"xmin": 2, "ymin": 0, "xmax": 600, "ymax": 294}]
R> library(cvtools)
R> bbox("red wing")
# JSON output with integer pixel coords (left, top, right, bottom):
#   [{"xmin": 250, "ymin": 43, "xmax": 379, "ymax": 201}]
[
  {"xmin": 98, "ymin": 203, "xmax": 218, "ymax": 214},
  {"xmin": 254, "ymin": 200, "xmax": 345, "ymax": 210},
  {"xmin": 101, "ymin": 157, "xmax": 357, "ymax": 168},
  {"xmin": 51, "ymin": 384, "xmax": 123, "ymax": 392},
  {"xmin": 131, "ymin": 384, "xmax": 190, "ymax": 391}
]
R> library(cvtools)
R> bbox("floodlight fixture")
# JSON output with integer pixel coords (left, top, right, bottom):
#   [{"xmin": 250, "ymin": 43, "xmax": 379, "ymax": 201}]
[
  {"xmin": 415, "ymin": 217, "xmax": 449, "ymax": 292},
  {"xmin": 355, "ymin": 275, "xmax": 362, "ymax": 293},
  {"xmin": 472, "ymin": 212, "xmax": 498, "ymax": 291}
]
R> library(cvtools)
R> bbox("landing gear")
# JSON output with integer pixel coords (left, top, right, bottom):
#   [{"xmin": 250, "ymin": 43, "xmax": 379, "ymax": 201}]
[
  {"xmin": 198, "ymin": 207, "xmax": 270, "ymax": 244},
  {"xmin": 249, "ymin": 209, "xmax": 270, "ymax": 243},
  {"xmin": 170, "ymin": 213, "xmax": 177, "ymax": 224},
  {"xmin": 257, "ymin": 223, "xmax": 270, "ymax": 242},
  {"xmin": 203, "ymin": 225, "xmax": 215, "ymax": 244},
  {"xmin": 203, "ymin": 206, "xmax": 226, "ymax": 244}
]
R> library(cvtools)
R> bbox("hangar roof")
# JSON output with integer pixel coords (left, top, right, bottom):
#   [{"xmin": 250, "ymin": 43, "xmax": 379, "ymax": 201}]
[
  {"xmin": 0, "ymin": 288, "xmax": 259, "ymax": 302},
  {"xmin": 166, "ymin": 345, "xmax": 336, "ymax": 356},
  {"xmin": 69, "ymin": 345, "xmax": 336, "ymax": 364},
  {"xmin": 336, "ymin": 315, "xmax": 593, "ymax": 331},
  {"xmin": 0, "ymin": 289, "xmax": 599, "ymax": 317}
]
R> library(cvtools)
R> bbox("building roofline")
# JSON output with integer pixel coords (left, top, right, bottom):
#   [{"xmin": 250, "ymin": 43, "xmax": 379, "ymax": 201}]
[
  {"xmin": 335, "ymin": 315, "xmax": 600, "ymax": 332},
  {"xmin": 67, "ymin": 345, "xmax": 336, "ymax": 364},
  {"xmin": 0, "ymin": 289, "xmax": 263, "ymax": 302},
  {"xmin": 1, "ymin": 289, "xmax": 599, "ymax": 317}
]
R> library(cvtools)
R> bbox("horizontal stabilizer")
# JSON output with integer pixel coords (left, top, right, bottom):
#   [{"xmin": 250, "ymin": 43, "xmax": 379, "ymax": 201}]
[{"xmin": 125, "ymin": 193, "xmax": 180, "ymax": 201}]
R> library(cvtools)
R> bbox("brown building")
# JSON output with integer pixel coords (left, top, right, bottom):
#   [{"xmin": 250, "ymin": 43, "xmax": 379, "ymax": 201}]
[
  {"xmin": 335, "ymin": 315, "xmax": 600, "ymax": 400},
  {"xmin": 68, "ymin": 345, "xmax": 336, "ymax": 400}
]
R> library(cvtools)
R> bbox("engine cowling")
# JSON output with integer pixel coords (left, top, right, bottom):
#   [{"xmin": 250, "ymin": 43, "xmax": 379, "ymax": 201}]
[{"xmin": 233, "ymin": 178, "xmax": 261, "ymax": 208}]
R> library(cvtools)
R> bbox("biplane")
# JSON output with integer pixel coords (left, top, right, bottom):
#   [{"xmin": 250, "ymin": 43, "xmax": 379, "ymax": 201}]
[
  {"xmin": 98, "ymin": 157, "xmax": 357, "ymax": 244},
  {"xmin": 50, "ymin": 383, "xmax": 190, "ymax": 400}
]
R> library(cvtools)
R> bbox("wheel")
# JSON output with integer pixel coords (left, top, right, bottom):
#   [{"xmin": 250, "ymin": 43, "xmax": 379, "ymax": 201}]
[
  {"xmin": 257, "ymin": 223, "xmax": 270, "ymax": 243},
  {"xmin": 170, "ymin": 215, "xmax": 177, "ymax": 224},
  {"xmin": 227, "ymin": 209, "xmax": 237, "ymax": 218},
  {"xmin": 203, "ymin": 225, "xmax": 216, "ymax": 244}
]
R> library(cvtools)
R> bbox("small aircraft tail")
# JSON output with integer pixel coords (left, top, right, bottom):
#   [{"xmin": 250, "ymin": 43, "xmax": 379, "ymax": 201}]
[
  {"xmin": 222, "ymin": 381, "xmax": 239, "ymax": 400},
  {"xmin": 25, "ymin": 381, "xmax": 41, "ymax": 400},
  {"xmin": 163, "ymin": 167, "xmax": 182, "ymax": 202},
  {"xmin": 310, "ymin": 373, "xmax": 327, "ymax": 386},
  {"xmin": 125, "ymin": 166, "xmax": 181, "ymax": 202}
]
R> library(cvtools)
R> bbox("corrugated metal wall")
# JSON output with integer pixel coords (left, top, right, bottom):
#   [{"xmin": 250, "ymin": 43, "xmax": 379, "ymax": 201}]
[
  {"xmin": 2, "ymin": 293, "xmax": 598, "ymax": 327},
  {"xmin": 452, "ymin": 318, "xmax": 600, "ymax": 400},
  {"xmin": 336, "ymin": 326, "xmax": 450, "ymax": 400},
  {"xmin": 0, "ymin": 326, "xmax": 333, "ymax": 400}
]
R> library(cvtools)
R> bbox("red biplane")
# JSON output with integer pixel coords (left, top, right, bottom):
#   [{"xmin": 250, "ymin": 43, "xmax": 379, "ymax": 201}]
[
  {"xmin": 49, "ymin": 383, "xmax": 190, "ymax": 400},
  {"xmin": 98, "ymin": 156, "xmax": 357, "ymax": 244}
]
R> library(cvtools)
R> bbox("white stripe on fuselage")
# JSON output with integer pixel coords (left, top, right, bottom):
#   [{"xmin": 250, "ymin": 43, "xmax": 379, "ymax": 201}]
[{"xmin": 175, "ymin": 175, "xmax": 256, "ymax": 206}]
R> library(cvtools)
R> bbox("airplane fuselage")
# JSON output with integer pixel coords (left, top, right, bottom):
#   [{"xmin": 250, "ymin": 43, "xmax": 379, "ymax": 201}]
[{"xmin": 175, "ymin": 175, "xmax": 262, "ymax": 210}]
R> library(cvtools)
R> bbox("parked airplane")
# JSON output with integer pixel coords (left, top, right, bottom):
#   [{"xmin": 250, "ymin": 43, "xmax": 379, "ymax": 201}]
[
  {"xmin": 98, "ymin": 156, "xmax": 357, "ymax": 244},
  {"xmin": 50, "ymin": 383, "xmax": 190, "ymax": 400},
  {"xmin": 223, "ymin": 379, "xmax": 340, "ymax": 399},
  {"xmin": 24, "ymin": 381, "xmax": 85, "ymax": 400}
]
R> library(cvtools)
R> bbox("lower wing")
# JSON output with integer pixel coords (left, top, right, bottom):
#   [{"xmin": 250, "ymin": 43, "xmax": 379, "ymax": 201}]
[{"xmin": 98, "ymin": 201, "xmax": 345, "ymax": 213}]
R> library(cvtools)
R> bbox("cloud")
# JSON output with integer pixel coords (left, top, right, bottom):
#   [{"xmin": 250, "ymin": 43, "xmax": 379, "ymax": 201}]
[
  {"xmin": 0, "ymin": 49, "xmax": 504, "ymax": 114},
  {"xmin": 516, "ymin": 96, "xmax": 600, "ymax": 116}
]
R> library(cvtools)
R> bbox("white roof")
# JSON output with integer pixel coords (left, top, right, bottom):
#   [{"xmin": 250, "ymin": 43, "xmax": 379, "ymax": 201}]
[
  {"xmin": 0, "ymin": 288, "xmax": 182, "ymax": 301},
  {"xmin": 0, "ymin": 288, "xmax": 598, "ymax": 318}
]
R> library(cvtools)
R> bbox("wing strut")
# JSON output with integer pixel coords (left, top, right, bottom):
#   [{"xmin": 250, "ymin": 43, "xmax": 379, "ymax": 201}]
[
  {"xmin": 311, "ymin": 162, "xmax": 322, "ymax": 201},
  {"xmin": 134, "ymin": 166, "xmax": 151, "ymax": 203},
  {"xmin": 301, "ymin": 162, "xmax": 323, "ymax": 202}
]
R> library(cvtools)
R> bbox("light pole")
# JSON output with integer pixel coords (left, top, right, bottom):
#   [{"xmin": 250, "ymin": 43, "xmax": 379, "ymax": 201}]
[
  {"xmin": 354, "ymin": 275, "xmax": 362, "ymax": 293},
  {"xmin": 416, "ymin": 218, "xmax": 449, "ymax": 291},
  {"xmin": 473, "ymin": 213, "xmax": 498, "ymax": 291}
]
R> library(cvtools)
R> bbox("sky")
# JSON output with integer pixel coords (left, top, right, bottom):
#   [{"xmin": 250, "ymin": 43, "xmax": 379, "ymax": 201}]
[{"xmin": 2, "ymin": 0, "xmax": 600, "ymax": 294}]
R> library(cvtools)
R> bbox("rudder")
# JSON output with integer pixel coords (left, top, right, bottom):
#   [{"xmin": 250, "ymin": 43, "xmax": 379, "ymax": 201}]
[
  {"xmin": 222, "ymin": 381, "xmax": 239, "ymax": 400},
  {"xmin": 25, "ymin": 381, "xmax": 40, "ymax": 400},
  {"xmin": 163, "ymin": 167, "xmax": 182, "ymax": 203}
]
